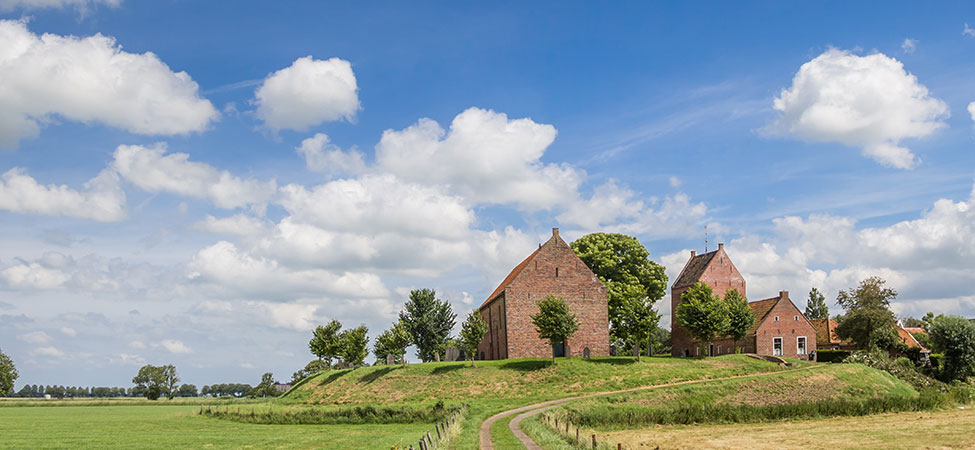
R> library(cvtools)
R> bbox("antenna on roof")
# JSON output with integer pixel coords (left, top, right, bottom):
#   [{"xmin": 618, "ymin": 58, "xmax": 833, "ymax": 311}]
[{"xmin": 705, "ymin": 224, "xmax": 709, "ymax": 253}]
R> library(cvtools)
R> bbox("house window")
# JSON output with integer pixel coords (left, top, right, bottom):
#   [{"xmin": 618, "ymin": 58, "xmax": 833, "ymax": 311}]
[
  {"xmin": 773, "ymin": 337, "xmax": 783, "ymax": 356},
  {"xmin": 717, "ymin": 345, "xmax": 722, "ymax": 355},
  {"xmin": 774, "ymin": 316, "xmax": 779, "ymax": 322},
  {"xmin": 555, "ymin": 267, "xmax": 559, "ymax": 277},
  {"xmin": 797, "ymin": 336, "xmax": 807, "ymax": 355},
  {"xmin": 794, "ymin": 315, "xmax": 799, "ymax": 321}
]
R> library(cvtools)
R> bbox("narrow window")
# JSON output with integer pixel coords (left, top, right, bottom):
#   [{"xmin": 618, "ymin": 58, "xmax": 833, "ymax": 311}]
[
  {"xmin": 717, "ymin": 345, "xmax": 722, "ymax": 355},
  {"xmin": 797, "ymin": 336, "xmax": 807, "ymax": 355},
  {"xmin": 773, "ymin": 337, "xmax": 783, "ymax": 356},
  {"xmin": 774, "ymin": 316, "xmax": 779, "ymax": 322},
  {"xmin": 794, "ymin": 315, "xmax": 799, "ymax": 321},
  {"xmin": 555, "ymin": 267, "xmax": 559, "ymax": 277}
]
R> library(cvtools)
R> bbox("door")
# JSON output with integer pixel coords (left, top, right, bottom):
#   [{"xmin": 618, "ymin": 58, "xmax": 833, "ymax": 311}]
[
  {"xmin": 709, "ymin": 343, "xmax": 715, "ymax": 357},
  {"xmin": 553, "ymin": 342, "xmax": 565, "ymax": 357}
]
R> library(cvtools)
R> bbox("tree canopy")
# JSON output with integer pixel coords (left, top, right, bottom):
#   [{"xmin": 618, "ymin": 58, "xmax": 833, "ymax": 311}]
[
  {"xmin": 675, "ymin": 282, "xmax": 729, "ymax": 355},
  {"xmin": 132, "ymin": 364, "xmax": 179, "ymax": 400},
  {"xmin": 459, "ymin": 311, "xmax": 488, "ymax": 367},
  {"xmin": 724, "ymin": 289, "xmax": 755, "ymax": 353},
  {"xmin": 399, "ymin": 288, "xmax": 456, "ymax": 362},
  {"xmin": 248, "ymin": 372, "xmax": 280, "ymax": 398},
  {"xmin": 308, "ymin": 320, "xmax": 343, "ymax": 367},
  {"xmin": 338, "ymin": 325, "xmax": 370, "ymax": 367},
  {"xmin": 805, "ymin": 287, "xmax": 829, "ymax": 320},
  {"xmin": 373, "ymin": 320, "xmax": 412, "ymax": 364},
  {"xmin": 834, "ymin": 277, "xmax": 898, "ymax": 350},
  {"xmin": 571, "ymin": 233, "xmax": 667, "ymax": 347},
  {"xmin": 531, "ymin": 295, "xmax": 580, "ymax": 365},
  {"xmin": 927, "ymin": 314, "xmax": 975, "ymax": 382},
  {"xmin": 0, "ymin": 348, "xmax": 16, "ymax": 396}
]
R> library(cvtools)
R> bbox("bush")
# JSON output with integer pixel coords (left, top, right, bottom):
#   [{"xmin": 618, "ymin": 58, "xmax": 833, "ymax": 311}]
[
  {"xmin": 844, "ymin": 349, "xmax": 940, "ymax": 391},
  {"xmin": 929, "ymin": 354, "xmax": 944, "ymax": 372},
  {"xmin": 816, "ymin": 350, "xmax": 851, "ymax": 363},
  {"xmin": 203, "ymin": 402, "xmax": 461, "ymax": 425}
]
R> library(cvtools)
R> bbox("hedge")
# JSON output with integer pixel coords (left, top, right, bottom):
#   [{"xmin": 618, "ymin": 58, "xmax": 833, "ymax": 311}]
[{"xmin": 816, "ymin": 349, "xmax": 852, "ymax": 363}]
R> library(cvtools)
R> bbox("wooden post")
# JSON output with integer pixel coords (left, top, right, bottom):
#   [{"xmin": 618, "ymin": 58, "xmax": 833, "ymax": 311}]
[
  {"xmin": 566, "ymin": 423, "xmax": 569, "ymax": 434},
  {"xmin": 592, "ymin": 434, "xmax": 597, "ymax": 449},
  {"xmin": 618, "ymin": 444, "xmax": 623, "ymax": 450},
  {"xmin": 555, "ymin": 418, "xmax": 559, "ymax": 428},
  {"xmin": 576, "ymin": 427, "xmax": 579, "ymax": 442},
  {"xmin": 628, "ymin": 412, "xmax": 632, "ymax": 426},
  {"xmin": 436, "ymin": 423, "xmax": 442, "ymax": 440}
]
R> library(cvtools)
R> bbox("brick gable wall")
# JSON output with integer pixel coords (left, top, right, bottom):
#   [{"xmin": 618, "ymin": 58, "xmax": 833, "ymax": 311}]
[
  {"xmin": 478, "ymin": 229, "xmax": 610, "ymax": 360},
  {"xmin": 754, "ymin": 294, "xmax": 818, "ymax": 359}
]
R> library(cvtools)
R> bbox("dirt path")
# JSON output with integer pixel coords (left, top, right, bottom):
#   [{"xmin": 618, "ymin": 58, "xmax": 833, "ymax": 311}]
[{"xmin": 479, "ymin": 365, "xmax": 825, "ymax": 450}]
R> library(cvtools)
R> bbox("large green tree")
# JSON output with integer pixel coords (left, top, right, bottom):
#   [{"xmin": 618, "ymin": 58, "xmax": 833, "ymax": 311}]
[
  {"xmin": 338, "ymin": 325, "xmax": 369, "ymax": 368},
  {"xmin": 132, "ymin": 364, "xmax": 179, "ymax": 400},
  {"xmin": 0, "ymin": 348, "xmax": 17, "ymax": 396},
  {"xmin": 571, "ymin": 233, "xmax": 667, "ymax": 347},
  {"xmin": 927, "ymin": 315, "xmax": 975, "ymax": 382},
  {"xmin": 459, "ymin": 311, "xmax": 488, "ymax": 367},
  {"xmin": 373, "ymin": 320, "xmax": 411, "ymax": 365},
  {"xmin": 531, "ymin": 295, "xmax": 580, "ymax": 365},
  {"xmin": 675, "ymin": 282, "xmax": 729, "ymax": 356},
  {"xmin": 834, "ymin": 277, "xmax": 898, "ymax": 350},
  {"xmin": 723, "ymin": 289, "xmax": 754, "ymax": 353},
  {"xmin": 309, "ymin": 320, "xmax": 343, "ymax": 368},
  {"xmin": 805, "ymin": 287, "xmax": 829, "ymax": 320},
  {"xmin": 248, "ymin": 372, "xmax": 280, "ymax": 398},
  {"xmin": 399, "ymin": 289, "xmax": 456, "ymax": 362},
  {"xmin": 291, "ymin": 360, "xmax": 328, "ymax": 384}
]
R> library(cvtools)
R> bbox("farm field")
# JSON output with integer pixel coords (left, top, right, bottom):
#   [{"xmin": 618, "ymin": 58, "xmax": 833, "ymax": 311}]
[
  {"xmin": 0, "ymin": 404, "xmax": 429, "ymax": 449},
  {"xmin": 596, "ymin": 408, "xmax": 975, "ymax": 449}
]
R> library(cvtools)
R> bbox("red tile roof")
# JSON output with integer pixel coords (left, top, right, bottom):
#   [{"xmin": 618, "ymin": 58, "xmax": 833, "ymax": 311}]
[
  {"xmin": 479, "ymin": 246, "xmax": 541, "ymax": 309},
  {"xmin": 896, "ymin": 325, "xmax": 924, "ymax": 349},
  {"xmin": 747, "ymin": 296, "xmax": 780, "ymax": 334},
  {"xmin": 672, "ymin": 250, "xmax": 719, "ymax": 289},
  {"xmin": 809, "ymin": 318, "xmax": 844, "ymax": 346}
]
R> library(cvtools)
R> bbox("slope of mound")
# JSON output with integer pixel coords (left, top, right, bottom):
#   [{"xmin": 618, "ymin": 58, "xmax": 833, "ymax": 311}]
[
  {"xmin": 553, "ymin": 363, "xmax": 918, "ymax": 429},
  {"xmin": 284, "ymin": 355, "xmax": 802, "ymax": 406}
]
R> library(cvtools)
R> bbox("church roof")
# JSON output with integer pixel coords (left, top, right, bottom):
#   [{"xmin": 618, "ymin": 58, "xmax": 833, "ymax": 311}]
[
  {"xmin": 479, "ymin": 246, "xmax": 541, "ymax": 309},
  {"xmin": 671, "ymin": 250, "xmax": 719, "ymax": 289}
]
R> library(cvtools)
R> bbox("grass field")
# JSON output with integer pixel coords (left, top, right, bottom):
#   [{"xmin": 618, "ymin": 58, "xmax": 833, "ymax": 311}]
[
  {"xmin": 0, "ymin": 404, "xmax": 429, "ymax": 449},
  {"xmin": 597, "ymin": 408, "xmax": 975, "ymax": 449},
  {"xmin": 286, "ymin": 354, "xmax": 804, "ymax": 449}
]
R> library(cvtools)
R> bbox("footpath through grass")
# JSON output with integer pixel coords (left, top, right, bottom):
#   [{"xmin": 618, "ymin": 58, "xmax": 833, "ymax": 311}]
[
  {"xmin": 0, "ymin": 404, "xmax": 428, "ymax": 449},
  {"xmin": 286, "ymin": 354, "xmax": 801, "ymax": 449}
]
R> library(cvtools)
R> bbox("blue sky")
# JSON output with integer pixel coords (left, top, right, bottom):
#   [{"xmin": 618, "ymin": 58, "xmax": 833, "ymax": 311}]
[{"xmin": 0, "ymin": 1, "xmax": 973, "ymax": 388}]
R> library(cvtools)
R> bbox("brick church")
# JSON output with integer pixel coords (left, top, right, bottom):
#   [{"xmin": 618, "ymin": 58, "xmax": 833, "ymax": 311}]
[
  {"xmin": 477, "ymin": 228, "xmax": 610, "ymax": 360},
  {"xmin": 671, "ymin": 244, "xmax": 817, "ymax": 359}
]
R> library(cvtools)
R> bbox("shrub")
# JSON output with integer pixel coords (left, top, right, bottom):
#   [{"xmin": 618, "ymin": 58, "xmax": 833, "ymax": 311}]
[
  {"xmin": 844, "ymin": 349, "xmax": 940, "ymax": 391},
  {"xmin": 816, "ymin": 350, "xmax": 851, "ymax": 363}
]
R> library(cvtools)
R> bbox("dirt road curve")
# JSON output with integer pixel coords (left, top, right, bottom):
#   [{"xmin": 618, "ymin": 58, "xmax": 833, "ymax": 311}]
[{"xmin": 479, "ymin": 365, "xmax": 824, "ymax": 449}]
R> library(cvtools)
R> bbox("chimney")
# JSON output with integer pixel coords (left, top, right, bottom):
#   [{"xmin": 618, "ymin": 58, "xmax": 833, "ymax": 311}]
[
  {"xmin": 718, "ymin": 243, "xmax": 724, "ymax": 251},
  {"xmin": 552, "ymin": 227, "xmax": 559, "ymax": 239},
  {"xmin": 779, "ymin": 290, "xmax": 789, "ymax": 300},
  {"xmin": 690, "ymin": 250, "xmax": 696, "ymax": 258}
]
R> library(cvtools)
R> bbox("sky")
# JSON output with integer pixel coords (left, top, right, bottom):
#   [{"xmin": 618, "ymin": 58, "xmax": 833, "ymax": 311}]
[{"xmin": 0, "ymin": 1, "xmax": 973, "ymax": 388}]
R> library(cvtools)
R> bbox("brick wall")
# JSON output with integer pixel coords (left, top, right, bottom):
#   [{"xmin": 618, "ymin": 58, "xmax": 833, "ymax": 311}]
[
  {"xmin": 671, "ymin": 245, "xmax": 746, "ymax": 356},
  {"xmin": 754, "ymin": 293, "xmax": 817, "ymax": 359},
  {"xmin": 479, "ymin": 228, "xmax": 610, "ymax": 359}
]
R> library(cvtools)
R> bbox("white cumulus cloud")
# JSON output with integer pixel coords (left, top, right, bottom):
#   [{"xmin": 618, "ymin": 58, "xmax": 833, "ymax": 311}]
[
  {"xmin": 769, "ymin": 48, "xmax": 948, "ymax": 169},
  {"xmin": 376, "ymin": 107, "xmax": 582, "ymax": 210},
  {"xmin": 255, "ymin": 56, "xmax": 360, "ymax": 131},
  {"xmin": 160, "ymin": 339, "xmax": 191, "ymax": 354},
  {"xmin": 0, "ymin": 167, "xmax": 125, "ymax": 221},
  {"xmin": 901, "ymin": 38, "xmax": 917, "ymax": 54},
  {"xmin": 295, "ymin": 133, "xmax": 366, "ymax": 175},
  {"xmin": 112, "ymin": 144, "xmax": 276, "ymax": 212},
  {"xmin": 0, "ymin": 20, "xmax": 218, "ymax": 147}
]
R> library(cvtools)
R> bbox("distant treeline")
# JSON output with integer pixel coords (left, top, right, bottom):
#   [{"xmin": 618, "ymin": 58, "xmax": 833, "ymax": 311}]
[{"xmin": 10, "ymin": 383, "xmax": 251, "ymax": 398}]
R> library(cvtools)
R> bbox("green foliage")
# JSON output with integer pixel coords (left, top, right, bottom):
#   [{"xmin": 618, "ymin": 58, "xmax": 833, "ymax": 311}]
[
  {"xmin": 459, "ymin": 311, "xmax": 488, "ymax": 367},
  {"xmin": 805, "ymin": 287, "xmax": 829, "ymax": 320},
  {"xmin": 203, "ymin": 402, "xmax": 460, "ymax": 425},
  {"xmin": 723, "ymin": 289, "xmax": 754, "ymax": 352},
  {"xmin": 247, "ymin": 373, "xmax": 280, "ymax": 398},
  {"xmin": 399, "ymin": 288, "xmax": 456, "ymax": 362},
  {"xmin": 309, "ymin": 319, "xmax": 343, "ymax": 367},
  {"xmin": 834, "ymin": 277, "xmax": 898, "ymax": 350},
  {"xmin": 373, "ymin": 320, "xmax": 411, "ymax": 365},
  {"xmin": 531, "ymin": 296, "xmax": 580, "ymax": 364},
  {"xmin": 901, "ymin": 316, "xmax": 925, "ymax": 328},
  {"xmin": 177, "ymin": 384, "xmax": 198, "ymax": 397},
  {"xmin": 338, "ymin": 325, "xmax": 370, "ymax": 368},
  {"xmin": 570, "ymin": 233, "xmax": 667, "ymax": 346},
  {"xmin": 291, "ymin": 360, "xmax": 329, "ymax": 384},
  {"xmin": 815, "ymin": 349, "xmax": 851, "ymax": 363},
  {"xmin": 843, "ymin": 349, "xmax": 940, "ymax": 390},
  {"xmin": 675, "ymin": 282, "xmax": 729, "ymax": 351},
  {"xmin": 132, "ymin": 364, "xmax": 179, "ymax": 400},
  {"xmin": 0, "ymin": 348, "xmax": 17, "ymax": 396},
  {"xmin": 926, "ymin": 315, "xmax": 975, "ymax": 382},
  {"xmin": 651, "ymin": 326, "xmax": 671, "ymax": 356}
]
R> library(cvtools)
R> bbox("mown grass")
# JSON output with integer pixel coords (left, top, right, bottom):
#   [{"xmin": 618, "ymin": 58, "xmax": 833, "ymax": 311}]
[
  {"xmin": 554, "ymin": 364, "xmax": 920, "ymax": 429},
  {"xmin": 0, "ymin": 404, "xmax": 429, "ymax": 449}
]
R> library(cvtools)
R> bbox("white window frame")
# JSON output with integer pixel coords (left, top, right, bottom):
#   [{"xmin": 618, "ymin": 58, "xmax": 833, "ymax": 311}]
[
  {"xmin": 772, "ymin": 337, "xmax": 783, "ymax": 356},
  {"xmin": 797, "ymin": 336, "xmax": 807, "ymax": 355},
  {"xmin": 774, "ymin": 316, "xmax": 779, "ymax": 322},
  {"xmin": 794, "ymin": 315, "xmax": 799, "ymax": 321},
  {"xmin": 717, "ymin": 345, "xmax": 722, "ymax": 355}
]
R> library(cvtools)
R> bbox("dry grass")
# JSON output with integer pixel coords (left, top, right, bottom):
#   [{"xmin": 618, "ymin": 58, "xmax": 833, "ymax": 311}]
[{"xmin": 601, "ymin": 408, "xmax": 975, "ymax": 449}]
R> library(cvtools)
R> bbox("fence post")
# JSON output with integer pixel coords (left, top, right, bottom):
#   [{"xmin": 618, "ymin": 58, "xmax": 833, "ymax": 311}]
[
  {"xmin": 618, "ymin": 444, "xmax": 622, "ymax": 450},
  {"xmin": 592, "ymin": 434, "xmax": 597, "ymax": 449},
  {"xmin": 436, "ymin": 423, "xmax": 442, "ymax": 440},
  {"xmin": 576, "ymin": 427, "xmax": 579, "ymax": 443}
]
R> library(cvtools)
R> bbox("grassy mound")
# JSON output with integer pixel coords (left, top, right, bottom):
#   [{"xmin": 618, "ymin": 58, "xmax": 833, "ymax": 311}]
[
  {"xmin": 284, "ymin": 354, "xmax": 799, "ymax": 407},
  {"xmin": 549, "ymin": 363, "xmax": 920, "ymax": 429}
]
